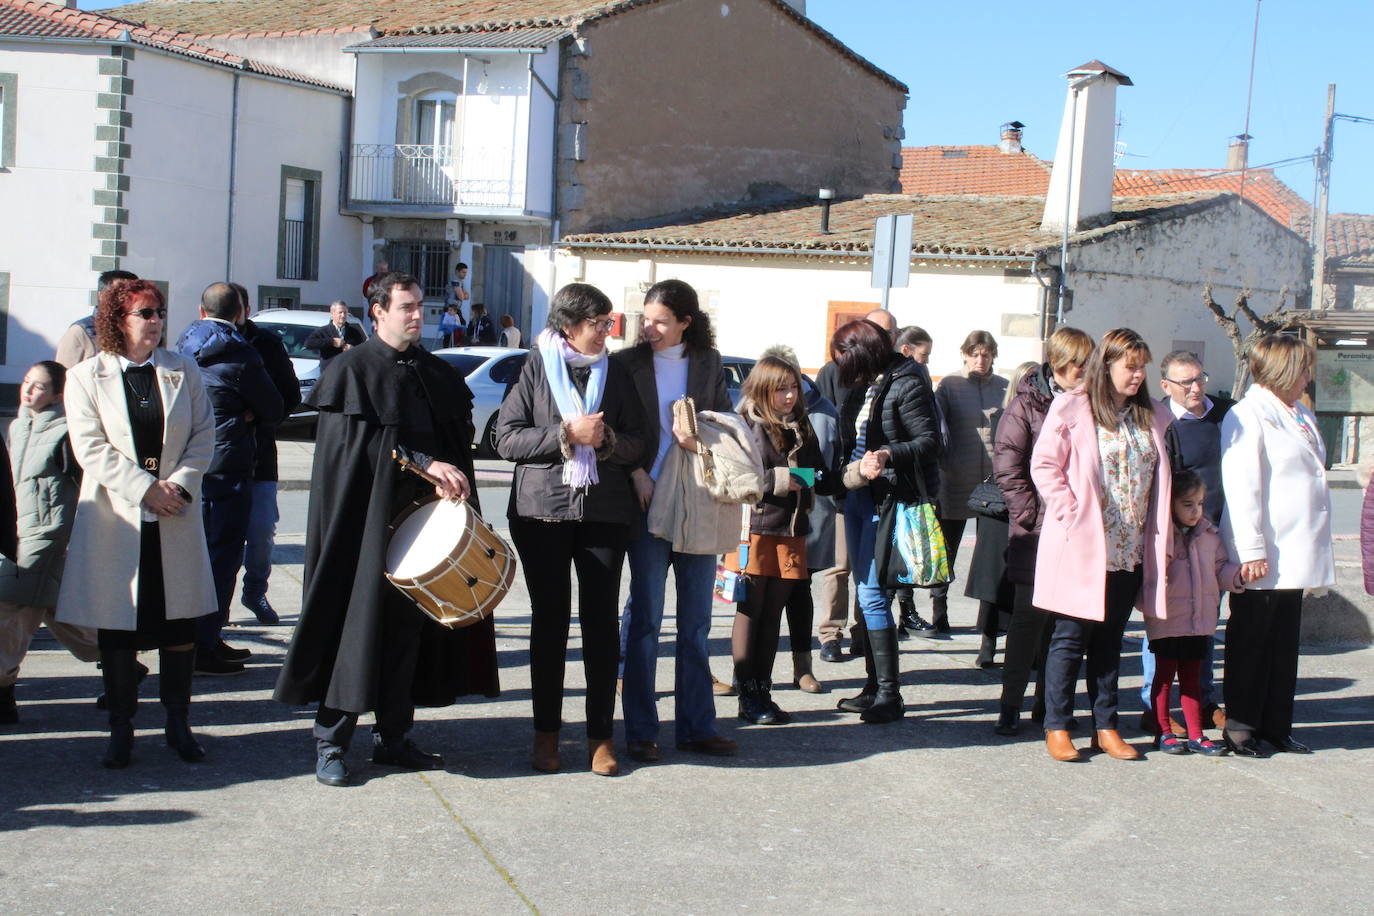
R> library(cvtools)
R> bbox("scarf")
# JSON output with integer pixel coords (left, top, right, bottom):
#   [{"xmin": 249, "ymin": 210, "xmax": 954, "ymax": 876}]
[{"xmin": 538, "ymin": 327, "xmax": 608, "ymax": 490}]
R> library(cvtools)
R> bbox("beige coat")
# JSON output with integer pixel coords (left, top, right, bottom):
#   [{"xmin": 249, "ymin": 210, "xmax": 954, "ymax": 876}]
[
  {"xmin": 55, "ymin": 350, "xmax": 218, "ymax": 630},
  {"xmin": 647, "ymin": 410, "xmax": 765, "ymax": 555}
]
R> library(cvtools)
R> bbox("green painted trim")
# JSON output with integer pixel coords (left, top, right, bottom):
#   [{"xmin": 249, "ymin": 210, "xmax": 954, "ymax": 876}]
[
  {"xmin": 95, "ymin": 93, "xmax": 125, "ymax": 111},
  {"xmin": 103, "ymin": 207, "xmax": 128, "ymax": 224},
  {"xmin": 98, "ymin": 57, "xmax": 126, "ymax": 76},
  {"xmin": 92, "ymin": 223, "xmax": 122, "ymax": 240},
  {"xmin": 0, "ymin": 272, "xmax": 9, "ymax": 364},
  {"xmin": 107, "ymin": 77, "xmax": 134, "ymax": 95},
  {"xmin": 100, "ymin": 240, "xmax": 128, "ymax": 257},
  {"xmin": 102, "ymin": 141, "xmax": 131, "ymax": 159},
  {"xmin": 114, "ymin": 47, "xmax": 135, "ymax": 60},
  {"xmin": 93, "ymin": 189, "xmax": 121, "ymax": 206},
  {"xmin": 257, "ymin": 285, "xmax": 301, "ymax": 309},
  {"xmin": 95, "ymin": 125, "xmax": 123, "ymax": 141},
  {"xmin": 106, "ymin": 174, "xmax": 130, "ymax": 191},
  {"xmin": 276, "ymin": 165, "xmax": 322, "ymax": 282},
  {"xmin": 0, "ymin": 73, "xmax": 16, "ymax": 168},
  {"xmin": 93, "ymin": 156, "xmax": 123, "ymax": 174},
  {"xmin": 91, "ymin": 256, "xmax": 119, "ymax": 272},
  {"xmin": 108, "ymin": 110, "xmax": 132, "ymax": 128}
]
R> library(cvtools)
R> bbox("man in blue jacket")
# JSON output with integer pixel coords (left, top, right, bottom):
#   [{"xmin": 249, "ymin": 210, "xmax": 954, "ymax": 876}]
[{"xmin": 176, "ymin": 283, "xmax": 285, "ymax": 675}]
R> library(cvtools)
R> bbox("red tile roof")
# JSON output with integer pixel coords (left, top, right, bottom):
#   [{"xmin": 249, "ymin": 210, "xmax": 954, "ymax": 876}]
[
  {"xmin": 0, "ymin": 0, "xmax": 349, "ymax": 91},
  {"xmin": 898, "ymin": 145, "xmax": 1310, "ymax": 229},
  {"xmin": 1294, "ymin": 213, "xmax": 1374, "ymax": 268},
  {"xmin": 103, "ymin": 0, "xmax": 906, "ymax": 90},
  {"xmin": 561, "ymin": 191, "xmax": 1237, "ymax": 258}
]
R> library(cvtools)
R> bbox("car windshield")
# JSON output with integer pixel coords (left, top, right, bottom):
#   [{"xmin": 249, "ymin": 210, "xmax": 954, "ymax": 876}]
[
  {"xmin": 436, "ymin": 354, "xmax": 488, "ymax": 376},
  {"xmin": 255, "ymin": 321, "xmax": 331, "ymax": 361}
]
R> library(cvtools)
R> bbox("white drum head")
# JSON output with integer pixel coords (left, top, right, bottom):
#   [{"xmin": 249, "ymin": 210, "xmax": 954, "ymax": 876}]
[{"xmin": 387, "ymin": 500, "xmax": 470, "ymax": 579}]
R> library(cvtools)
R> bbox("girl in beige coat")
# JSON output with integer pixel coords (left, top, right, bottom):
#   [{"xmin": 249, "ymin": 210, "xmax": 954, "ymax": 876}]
[{"xmin": 56, "ymin": 280, "xmax": 217, "ymax": 769}]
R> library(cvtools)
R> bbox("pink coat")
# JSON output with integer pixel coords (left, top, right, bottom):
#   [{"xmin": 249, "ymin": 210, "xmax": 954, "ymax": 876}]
[
  {"xmin": 1146, "ymin": 521, "xmax": 1242, "ymax": 641},
  {"xmin": 1030, "ymin": 389, "xmax": 1173, "ymax": 622}
]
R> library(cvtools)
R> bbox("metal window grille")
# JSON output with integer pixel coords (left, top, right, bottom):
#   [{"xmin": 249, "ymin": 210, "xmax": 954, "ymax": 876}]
[
  {"xmin": 386, "ymin": 241, "xmax": 451, "ymax": 299},
  {"xmin": 280, "ymin": 218, "xmax": 308, "ymax": 280}
]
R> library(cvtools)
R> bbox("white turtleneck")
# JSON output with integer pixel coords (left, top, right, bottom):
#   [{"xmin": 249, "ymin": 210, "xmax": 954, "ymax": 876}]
[{"xmin": 650, "ymin": 342, "xmax": 689, "ymax": 479}]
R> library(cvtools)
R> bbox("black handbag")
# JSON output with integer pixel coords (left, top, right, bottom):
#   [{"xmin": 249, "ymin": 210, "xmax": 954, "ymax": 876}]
[{"xmin": 966, "ymin": 475, "xmax": 1009, "ymax": 521}]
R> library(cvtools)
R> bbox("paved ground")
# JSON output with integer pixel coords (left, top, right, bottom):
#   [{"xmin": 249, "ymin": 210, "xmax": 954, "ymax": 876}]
[{"xmin": 2, "ymin": 450, "xmax": 1372, "ymax": 913}]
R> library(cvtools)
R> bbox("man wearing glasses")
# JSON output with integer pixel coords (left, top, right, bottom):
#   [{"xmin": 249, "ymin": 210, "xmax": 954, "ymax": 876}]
[{"xmin": 1141, "ymin": 350, "xmax": 1234, "ymax": 732}]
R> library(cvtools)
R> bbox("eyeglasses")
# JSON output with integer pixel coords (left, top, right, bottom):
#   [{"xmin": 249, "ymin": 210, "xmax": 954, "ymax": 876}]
[
  {"xmin": 585, "ymin": 318, "xmax": 615, "ymax": 333},
  {"xmin": 1164, "ymin": 372, "xmax": 1208, "ymax": 389},
  {"xmin": 125, "ymin": 307, "xmax": 168, "ymax": 321}
]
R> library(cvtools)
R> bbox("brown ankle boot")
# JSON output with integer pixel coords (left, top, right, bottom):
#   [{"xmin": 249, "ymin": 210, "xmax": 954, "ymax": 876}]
[
  {"xmin": 532, "ymin": 731, "xmax": 560, "ymax": 773},
  {"xmin": 1092, "ymin": 728, "xmax": 1142, "ymax": 760},
  {"xmin": 1045, "ymin": 729, "xmax": 1081, "ymax": 762},
  {"xmin": 588, "ymin": 738, "xmax": 619, "ymax": 777},
  {"xmin": 792, "ymin": 651, "xmax": 823, "ymax": 694}
]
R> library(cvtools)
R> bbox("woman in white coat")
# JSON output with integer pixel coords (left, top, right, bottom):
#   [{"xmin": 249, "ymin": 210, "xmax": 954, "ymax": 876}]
[
  {"xmin": 1219, "ymin": 334, "xmax": 1334, "ymax": 757},
  {"xmin": 56, "ymin": 279, "xmax": 218, "ymax": 769}
]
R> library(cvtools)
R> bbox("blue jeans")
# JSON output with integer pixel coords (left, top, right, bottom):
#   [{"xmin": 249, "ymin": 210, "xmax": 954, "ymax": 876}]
[
  {"xmin": 620, "ymin": 516, "xmax": 719, "ymax": 744},
  {"xmin": 196, "ymin": 474, "xmax": 253, "ymax": 650},
  {"xmin": 241, "ymin": 481, "xmax": 279, "ymax": 601},
  {"xmin": 1140, "ymin": 634, "xmax": 1218, "ymax": 709},
  {"xmin": 843, "ymin": 486, "xmax": 894, "ymax": 632}
]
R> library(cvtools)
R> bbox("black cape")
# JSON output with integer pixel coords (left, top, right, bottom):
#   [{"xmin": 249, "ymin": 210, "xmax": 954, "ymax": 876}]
[{"xmin": 273, "ymin": 337, "xmax": 499, "ymax": 712}]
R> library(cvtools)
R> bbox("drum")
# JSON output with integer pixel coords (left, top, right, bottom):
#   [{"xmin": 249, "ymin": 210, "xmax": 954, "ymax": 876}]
[{"xmin": 385, "ymin": 498, "xmax": 516, "ymax": 628}]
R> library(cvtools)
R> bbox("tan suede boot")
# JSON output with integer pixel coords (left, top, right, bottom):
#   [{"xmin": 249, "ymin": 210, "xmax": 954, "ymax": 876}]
[
  {"xmin": 792, "ymin": 651, "xmax": 824, "ymax": 694},
  {"xmin": 1045, "ymin": 729, "xmax": 1081, "ymax": 762},
  {"xmin": 532, "ymin": 730, "xmax": 560, "ymax": 773},
  {"xmin": 588, "ymin": 738, "xmax": 619, "ymax": 777},
  {"xmin": 1091, "ymin": 729, "xmax": 1142, "ymax": 760}
]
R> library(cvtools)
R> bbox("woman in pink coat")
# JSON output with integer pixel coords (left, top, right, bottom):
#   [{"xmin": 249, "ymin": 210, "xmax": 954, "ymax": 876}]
[{"xmin": 1030, "ymin": 328, "xmax": 1173, "ymax": 762}]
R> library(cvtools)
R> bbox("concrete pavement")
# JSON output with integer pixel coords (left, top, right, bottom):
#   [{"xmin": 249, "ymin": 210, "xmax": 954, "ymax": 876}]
[{"xmin": 3, "ymin": 456, "xmax": 1373, "ymax": 913}]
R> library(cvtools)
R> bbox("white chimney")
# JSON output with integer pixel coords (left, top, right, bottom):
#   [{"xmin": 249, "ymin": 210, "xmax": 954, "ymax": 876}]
[{"xmin": 1041, "ymin": 61, "xmax": 1132, "ymax": 234}]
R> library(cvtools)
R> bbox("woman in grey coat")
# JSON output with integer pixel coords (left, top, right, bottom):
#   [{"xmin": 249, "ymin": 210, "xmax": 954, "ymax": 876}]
[{"xmin": 0, "ymin": 361, "xmax": 99, "ymax": 724}]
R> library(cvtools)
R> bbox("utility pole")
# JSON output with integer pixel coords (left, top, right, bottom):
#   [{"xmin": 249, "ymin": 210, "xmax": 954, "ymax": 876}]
[{"xmin": 1312, "ymin": 83, "xmax": 1335, "ymax": 311}]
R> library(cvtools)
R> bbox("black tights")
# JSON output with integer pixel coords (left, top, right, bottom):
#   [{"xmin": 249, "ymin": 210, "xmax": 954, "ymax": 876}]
[
  {"xmin": 782, "ymin": 573, "xmax": 816, "ymax": 653},
  {"xmin": 732, "ymin": 575, "xmax": 797, "ymax": 685}
]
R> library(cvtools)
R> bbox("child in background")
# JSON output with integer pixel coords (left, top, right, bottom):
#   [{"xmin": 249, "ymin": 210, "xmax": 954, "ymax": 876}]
[
  {"xmin": 1147, "ymin": 470, "xmax": 1246, "ymax": 755},
  {"xmin": 0, "ymin": 361, "xmax": 99, "ymax": 724}
]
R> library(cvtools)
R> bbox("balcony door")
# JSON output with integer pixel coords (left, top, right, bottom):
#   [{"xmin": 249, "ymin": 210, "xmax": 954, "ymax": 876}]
[{"xmin": 406, "ymin": 93, "xmax": 458, "ymax": 204}]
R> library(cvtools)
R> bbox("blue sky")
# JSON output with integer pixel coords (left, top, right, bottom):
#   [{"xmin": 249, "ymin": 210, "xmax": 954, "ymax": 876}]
[{"xmin": 88, "ymin": 0, "xmax": 1373, "ymax": 213}]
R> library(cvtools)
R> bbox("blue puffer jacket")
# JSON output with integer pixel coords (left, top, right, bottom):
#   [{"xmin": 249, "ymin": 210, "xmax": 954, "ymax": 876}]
[{"xmin": 175, "ymin": 319, "xmax": 285, "ymax": 478}]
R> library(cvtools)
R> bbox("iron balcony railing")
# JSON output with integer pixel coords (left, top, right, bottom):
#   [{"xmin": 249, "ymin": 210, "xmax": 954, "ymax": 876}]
[{"xmin": 348, "ymin": 144, "xmax": 523, "ymax": 210}]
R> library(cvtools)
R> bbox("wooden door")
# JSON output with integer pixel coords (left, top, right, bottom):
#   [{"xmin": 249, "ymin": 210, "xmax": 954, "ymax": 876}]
[{"xmin": 823, "ymin": 300, "xmax": 880, "ymax": 363}]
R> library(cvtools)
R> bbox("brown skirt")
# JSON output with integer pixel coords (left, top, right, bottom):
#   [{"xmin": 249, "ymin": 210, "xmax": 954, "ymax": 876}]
[{"xmin": 724, "ymin": 534, "xmax": 807, "ymax": 580}]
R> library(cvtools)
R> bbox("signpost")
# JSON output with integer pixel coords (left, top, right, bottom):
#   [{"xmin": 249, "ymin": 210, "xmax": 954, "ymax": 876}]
[{"xmin": 870, "ymin": 214, "xmax": 913, "ymax": 311}]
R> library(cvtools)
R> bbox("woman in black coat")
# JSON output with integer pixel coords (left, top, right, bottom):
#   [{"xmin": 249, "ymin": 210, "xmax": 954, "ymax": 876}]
[{"xmin": 495, "ymin": 283, "xmax": 645, "ymax": 777}]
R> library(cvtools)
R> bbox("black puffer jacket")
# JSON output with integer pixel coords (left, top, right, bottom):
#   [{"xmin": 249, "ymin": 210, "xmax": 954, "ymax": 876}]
[
  {"xmin": 241, "ymin": 318, "xmax": 301, "ymax": 482},
  {"xmin": 174, "ymin": 319, "xmax": 285, "ymax": 478},
  {"xmin": 841, "ymin": 355, "xmax": 940, "ymax": 503}
]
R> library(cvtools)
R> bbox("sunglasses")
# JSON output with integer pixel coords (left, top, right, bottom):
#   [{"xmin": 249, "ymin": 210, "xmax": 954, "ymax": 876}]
[{"xmin": 126, "ymin": 307, "xmax": 168, "ymax": 320}]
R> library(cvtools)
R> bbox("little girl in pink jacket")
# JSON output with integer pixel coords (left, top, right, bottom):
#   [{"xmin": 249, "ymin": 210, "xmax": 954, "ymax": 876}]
[{"xmin": 1147, "ymin": 470, "xmax": 1247, "ymax": 755}]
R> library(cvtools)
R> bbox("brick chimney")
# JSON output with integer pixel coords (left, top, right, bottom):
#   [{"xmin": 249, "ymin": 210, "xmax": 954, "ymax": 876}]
[
  {"xmin": 1228, "ymin": 134, "xmax": 1250, "ymax": 171},
  {"xmin": 999, "ymin": 121, "xmax": 1025, "ymax": 154},
  {"xmin": 1041, "ymin": 61, "xmax": 1133, "ymax": 234}
]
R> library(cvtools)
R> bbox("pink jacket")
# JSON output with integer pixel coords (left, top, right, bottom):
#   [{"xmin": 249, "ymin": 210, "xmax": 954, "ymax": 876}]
[
  {"xmin": 1146, "ymin": 521, "xmax": 1243, "ymax": 641},
  {"xmin": 1030, "ymin": 389, "xmax": 1173, "ymax": 622}
]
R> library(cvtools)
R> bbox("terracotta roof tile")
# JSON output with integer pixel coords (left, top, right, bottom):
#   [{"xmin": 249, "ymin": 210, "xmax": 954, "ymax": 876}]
[
  {"xmin": 1294, "ymin": 212, "xmax": 1374, "ymax": 267},
  {"xmin": 0, "ymin": 0, "xmax": 348, "ymax": 91},
  {"xmin": 561, "ymin": 191, "xmax": 1235, "ymax": 258},
  {"xmin": 898, "ymin": 145, "xmax": 1310, "ymax": 229},
  {"xmin": 103, "ymin": 0, "xmax": 906, "ymax": 91}
]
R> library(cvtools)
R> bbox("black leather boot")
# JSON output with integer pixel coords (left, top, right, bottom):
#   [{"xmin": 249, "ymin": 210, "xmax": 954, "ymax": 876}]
[
  {"xmin": 758, "ymin": 682, "xmax": 791, "ymax": 725},
  {"xmin": 100, "ymin": 647, "xmax": 140, "ymax": 769},
  {"xmin": 848, "ymin": 619, "xmax": 867, "ymax": 659},
  {"xmin": 994, "ymin": 704, "xmax": 1019, "ymax": 736},
  {"xmin": 160, "ymin": 648, "xmax": 205, "ymax": 763},
  {"xmin": 861, "ymin": 627, "xmax": 905, "ymax": 724},
  {"xmin": 931, "ymin": 596, "xmax": 951, "ymax": 636},
  {"xmin": 737, "ymin": 680, "xmax": 779, "ymax": 725},
  {"xmin": 976, "ymin": 634, "xmax": 998, "ymax": 669},
  {"xmin": 836, "ymin": 627, "xmax": 877, "ymax": 713}
]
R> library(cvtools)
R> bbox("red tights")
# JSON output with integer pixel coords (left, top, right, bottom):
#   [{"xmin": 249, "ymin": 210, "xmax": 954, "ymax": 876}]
[{"xmin": 1152, "ymin": 657, "xmax": 1203, "ymax": 739}]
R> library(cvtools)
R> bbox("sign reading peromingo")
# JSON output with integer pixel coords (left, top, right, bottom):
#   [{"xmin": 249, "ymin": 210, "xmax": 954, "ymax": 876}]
[{"xmin": 1314, "ymin": 348, "xmax": 1374, "ymax": 414}]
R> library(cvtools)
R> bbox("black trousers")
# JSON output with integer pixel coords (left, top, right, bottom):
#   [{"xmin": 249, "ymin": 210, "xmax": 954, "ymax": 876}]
[
  {"xmin": 1042, "ymin": 567, "xmax": 1141, "ymax": 731},
  {"xmin": 784, "ymin": 572, "xmax": 816, "ymax": 652},
  {"xmin": 1224, "ymin": 588, "xmax": 1303, "ymax": 738},
  {"xmin": 735, "ymin": 575, "xmax": 798, "ymax": 684},
  {"xmin": 930, "ymin": 517, "xmax": 968, "ymax": 601},
  {"xmin": 313, "ymin": 593, "xmax": 426, "ymax": 754},
  {"xmin": 999, "ymin": 583, "xmax": 1055, "ymax": 710},
  {"xmin": 510, "ymin": 518, "xmax": 628, "ymax": 740}
]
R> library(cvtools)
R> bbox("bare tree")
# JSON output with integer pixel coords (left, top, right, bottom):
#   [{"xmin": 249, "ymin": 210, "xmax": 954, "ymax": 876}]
[{"xmin": 1201, "ymin": 284, "xmax": 1295, "ymax": 394}]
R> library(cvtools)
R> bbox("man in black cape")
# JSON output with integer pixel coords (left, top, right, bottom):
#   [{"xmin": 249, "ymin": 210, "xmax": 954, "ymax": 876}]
[{"xmin": 274, "ymin": 272, "xmax": 499, "ymax": 786}]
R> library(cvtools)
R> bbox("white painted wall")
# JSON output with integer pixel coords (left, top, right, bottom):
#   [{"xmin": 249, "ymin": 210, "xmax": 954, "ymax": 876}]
[
  {"xmin": 556, "ymin": 251, "xmax": 1045, "ymax": 377},
  {"xmin": 1042, "ymin": 70, "xmax": 1126, "ymax": 233},
  {"xmin": 197, "ymin": 33, "xmax": 362, "ymax": 90},
  {"xmin": 523, "ymin": 47, "xmax": 559, "ymax": 217},
  {"xmin": 0, "ymin": 43, "xmax": 107, "ymax": 382}
]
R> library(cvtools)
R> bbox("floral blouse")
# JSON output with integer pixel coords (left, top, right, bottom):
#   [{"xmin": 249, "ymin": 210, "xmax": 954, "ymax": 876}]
[{"xmin": 1097, "ymin": 411, "xmax": 1157, "ymax": 571}]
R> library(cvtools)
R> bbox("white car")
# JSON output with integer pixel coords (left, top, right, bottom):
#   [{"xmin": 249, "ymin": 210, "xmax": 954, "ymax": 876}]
[
  {"xmin": 432, "ymin": 346, "xmax": 528, "ymax": 457},
  {"xmin": 251, "ymin": 307, "xmax": 368, "ymax": 438}
]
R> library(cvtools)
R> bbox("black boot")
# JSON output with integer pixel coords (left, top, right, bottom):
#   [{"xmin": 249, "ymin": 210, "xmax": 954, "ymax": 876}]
[
  {"xmin": 931, "ymin": 596, "xmax": 951, "ymax": 636},
  {"xmin": 836, "ymin": 627, "xmax": 877, "ymax": 713},
  {"xmin": 0, "ymin": 684, "xmax": 17, "ymax": 724},
  {"xmin": 897, "ymin": 591, "xmax": 933, "ymax": 639},
  {"xmin": 848, "ymin": 619, "xmax": 867, "ymax": 659},
  {"xmin": 994, "ymin": 704, "xmax": 1019, "ymax": 736},
  {"xmin": 861, "ymin": 627, "xmax": 905, "ymax": 724},
  {"xmin": 100, "ymin": 647, "xmax": 140, "ymax": 769},
  {"xmin": 96, "ymin": 660, "xmax": 149, "ymax": 711},
  {"xmin": 159, "ymin": 648, "xmax": 205, "ymax": 763},
  {"xmin": 759, "ymin": 682, "xmax": 791, "ymax": 725},
  {"xmin": 737, "ymin": 680, "xmax": 779, "ymax": 725},
  {"xmin": 976, "ymin": 634, "xmax": 998, "ymax": 669}
]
